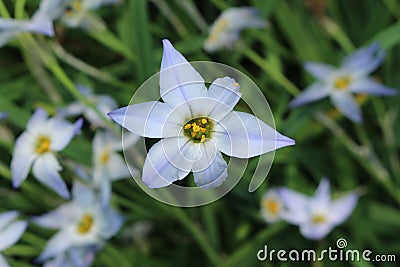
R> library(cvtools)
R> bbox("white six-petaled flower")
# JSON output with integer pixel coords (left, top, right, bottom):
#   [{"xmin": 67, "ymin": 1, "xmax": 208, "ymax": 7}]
[
  {"xmin": 34, "ymin": 182, "xmax": 124, "ymax": 262},
  {"xmin": 0, "ymin": 0, "xmax": 65, "ymax": 48},
  {"xmin": 11, "ymin": 108, "xmax": 82, "ymax": 199},
  {"xmin": 109, "ymin": 39, "xmax": 295, "ymax": 189},
  {"xmin": 0, "ymin": 211, "xmax": 28, "ymax": 267},
  {"xmin": 260, "ymin": 188, "xmax": 284, "ymax": 223},
  {"xmin": 278, "ymin": 178, "xmax": 358, "ymax": 240},
  {"xmin": 59, "ymin": 0, "xmax": 122, "ymax": 29},
  {"xmin": 290, "ymin": 43, "xmax": 397, "ymax": 123},
  {"xmin": 92, "ymin": 130, "xmax": 139, "ymax": 204},
  {"xmin": 204, "ymin": 7, "xmax": 267, "ymax": 52}
]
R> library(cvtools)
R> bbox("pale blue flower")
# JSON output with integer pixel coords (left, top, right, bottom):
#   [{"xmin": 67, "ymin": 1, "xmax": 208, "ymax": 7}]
[
  {"xmin": 59, "ymin": 0, "xmax": 122, "ymax": 29},
  {"xmin": 260, "ymin": 188, "xmax": 283, "ymax": 223},
  {"xmin": 0, "ymin": 211, "xmax": 28, "ymax": 267},
  {"xmin": 109, "ymin": 39, "xmax": 295, "ymax": 189},
  {"xmin": 43, "ymin": 245, "xmax": 98, "ymax": 267},
  {"xmin": 92, "ymin": 130, "xmax": 139, "ymax": 205},
  {"xmin": 0, "ymin": 0, "xmax": 65, "ymax": 47},
  {"xmin": 0, "ymin": 112, "xmax": 8, "ymax": 120},
  {"xmin": 10, "ymin": 108, "xmax": 83, "ymax": 199},
  {"xmin": 204, "ymin": 7, "xmax": 267, "ymax": 52},
  {"xmin": 278, "ymin": 178, "xmax": 358, "ymax": 240},
  {"xmin": 60, "ymin": 84, "xmax": 117, "ymax": 128},
  {"xmin": 290, "ymin": 43, "xmax": 397, "ymax": 123},
  {"xmin": 34, "ymin": 182, "xmax": 124, "ymax": 262}
]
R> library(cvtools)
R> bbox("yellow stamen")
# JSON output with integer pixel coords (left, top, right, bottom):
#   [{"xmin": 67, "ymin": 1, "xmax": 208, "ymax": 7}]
[
  {"xmin": 183, "ymin": 117, "xmax": 213, "ymax": 143},
  {"xmin": 36, "ymin": 136, "xmax": 51, "ymax": 155},
  {"xmin": 100, "ymin": 150, "xmax": 110, "ymax": 164},
  {"xmin": 312, "ymin": 214, "xmax": 326, "ymax": 224},
  {"xmin": 192, "ymin": 124, "xmax": 200, "ymax": 132},
  {"xmin": 263, "ymin": 199, "xmax": 280, "ymax": 215},
  {"xmin": 233, "ymin": 82, "xmax": 239, "ymax": 87},
  {"xmin": 334, "ymin": 76, "xmax": 351, "ymax": 90},
  {"xmin": 77, "ymin": 214, "xmax": 94, "ymax": 234}
]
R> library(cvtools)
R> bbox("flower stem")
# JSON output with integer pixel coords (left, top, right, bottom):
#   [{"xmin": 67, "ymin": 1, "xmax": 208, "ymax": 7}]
[
  {"xmin": 315, "ymin": 112, "xmax": 400, "ymax": 205},
  {"xmin": 238, "ymin": 43, "xmax": 300, "ymax": 96}
]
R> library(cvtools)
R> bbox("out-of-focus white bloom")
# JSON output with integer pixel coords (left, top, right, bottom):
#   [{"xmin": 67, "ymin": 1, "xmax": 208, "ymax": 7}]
[
  {"xmin": 0, "ymin": 0, "xmax": 65, "ymax": 48},
  {"xmin": 260, "ymin": 188, "xmax": 283, "ymax": 223},
  {"xmin": 34, "ymin": 182, "xmax": 124, "ymax": 262},
  {"xmin": 43, "ymin": 245, "xmax": 98, "ymax": 267},
  {"xmin": 278, "ymin": 178, "xmax": 358, "ymax": 240},
  {"xmin": 204, "ymin": 7, "xmax": 267, "ymax": 52},
  {"xmin": 59, "ymin": 0, "xmax": 122, "ymax": 29},
  {"xmin": 0, "ymin": 211, "xmax": 28, "ymax": 267},
  {"xmin": 11, "ymin": 109, "xmax": 82, "ymax": 199},
  {"xmin": 60, "ymin": 84, "xmax": 117, "ymax": 128},
  {"xmin": 92, "ymin": 130, "xmax": 139, "ymax": 204},
  {"xmin": 290, "ymin": 43, "xmax": 397, "ymax": 123},
  {"xmin": 109, "ymin": 39, "xmax": 294, "ymax": 189}
]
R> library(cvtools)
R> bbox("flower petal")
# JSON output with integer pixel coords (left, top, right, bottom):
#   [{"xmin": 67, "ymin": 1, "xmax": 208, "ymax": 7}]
[
  {"xmin": 50, "ymin": 118, "xmax": 83, "ymax": 151},
  {"xmin": 207, "ymin": 77, "xmax": 241, "ymax": 111},
  {"xmin": 85, "ymin": 0, "xmax": 121, "ymax": 10},
  {"xmin": 349, "ymin": 78, "xmax": 397, "ymax": 96},
  {"xmin": 342, "ymin": 43, "xmax": 384, "ymax": 76},
  {"xmin": 213, "ymin": 111, "xmax": 295, "ymax": 158},
  {"xmin": 38, "ymin": 229, "xmax": 74, "ymax": 262},
  {"xmin": 97, "ymin": 176, "xmax": 111, "ymax": 206},
  {"xmin": 0, "ymin": 220, "xmax": 27, "ymax": 251},
  {"xmin": 96, "ymin": 207, "xmax": 124, "ymax": 239},
  {"xmin": 11, "ymin": 133, "xmax": 36, "ymax": 188},
  {"xmin": 106, "ymin": 153, "xmax": 130, "ymax": 181},
  {"xmin": 72, "ymin": 182, "xmax": 96, "ymax": 208},
  {"xmin": 330, "ymin": 192, "xmax": 358, "ymax": 225},
  {"xmin": 0, "ymin": 254, "xmax": 10, "ymax": 267},
  {"xmin": 330, "ymin": 91, "xmax": 362, "ymax": 123},
  {"xmin": 0, "ymin": 211, "xmax": 19, "ymax": 230},
  {"xmin": 27, "ymin": 108, "xmax": 48, "ymax": 131},
  {"xmin": 160, "ymin": 39, "xmax": 207, "ymax": 107},
  {"xmin": 277, "ymin": 187, "xmax": 310, "ymax": 225},
  {"xmin": 193, "ymin": 144, "xmax": 227, "ymax": 189},
  {"xmin": 59, "ymin": 102, "xmax": 85, "ymax": 117},
  {"xmin": 108, "ymin": 101, "xmax": 182, "ymax": 138},
  {"xmin": 33, "ymin": 203, "xmax": 77, "ymax": 229},
  {"xmin": 0, "ymin": 31, "xmax": 17, "ymax": 48},
  {"xmin": 142, "ymin": 139, "xmax": 192, "ymax": 188},
  {"xmin": 299, "ymin": 222, "xmax": 333, "ymax": 240},
  {"xmin": 313, "ymin": 178, "xmax": 331, "ymax": 205},
  {"xmin": 304, "ymin": 62, "xmax": 335, "ymax": 80},
  {"xmin": 289, "ymin": 83, "xmax": 329, "ymax": 108},
  {"xmin": 32, "ymin": 153, "xmax": 70, "ymax": 199}
]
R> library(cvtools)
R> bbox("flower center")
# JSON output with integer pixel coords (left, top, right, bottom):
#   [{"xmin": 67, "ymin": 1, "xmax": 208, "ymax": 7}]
[
  {"xmin": 263, "ymin": 199, "xmax": 280, "ymax": 215},
  {"xmin": 36, "ymin": 136, "xmax": 51, "ymax": 155},
  {"xmin": 100, "ymin": 150, "xmax": 110, "ymax": 164},
  {"xmin": 65, "ymin": 0, "xmax": 82, "ymax": 16},
  {"xmin": 334, "ymin": 76, "xmax": 351, "ymax": 90},
  {"xmin": 311, "ymin": 214, "xmax": 326, "ymax": 224},
  {"xmin": 183, "ymin": 117, "xmax": 213, "ymax": 143},
  {"xmin": 77, "ymin": 214, "xmax": 94, "ymax": 234}
]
